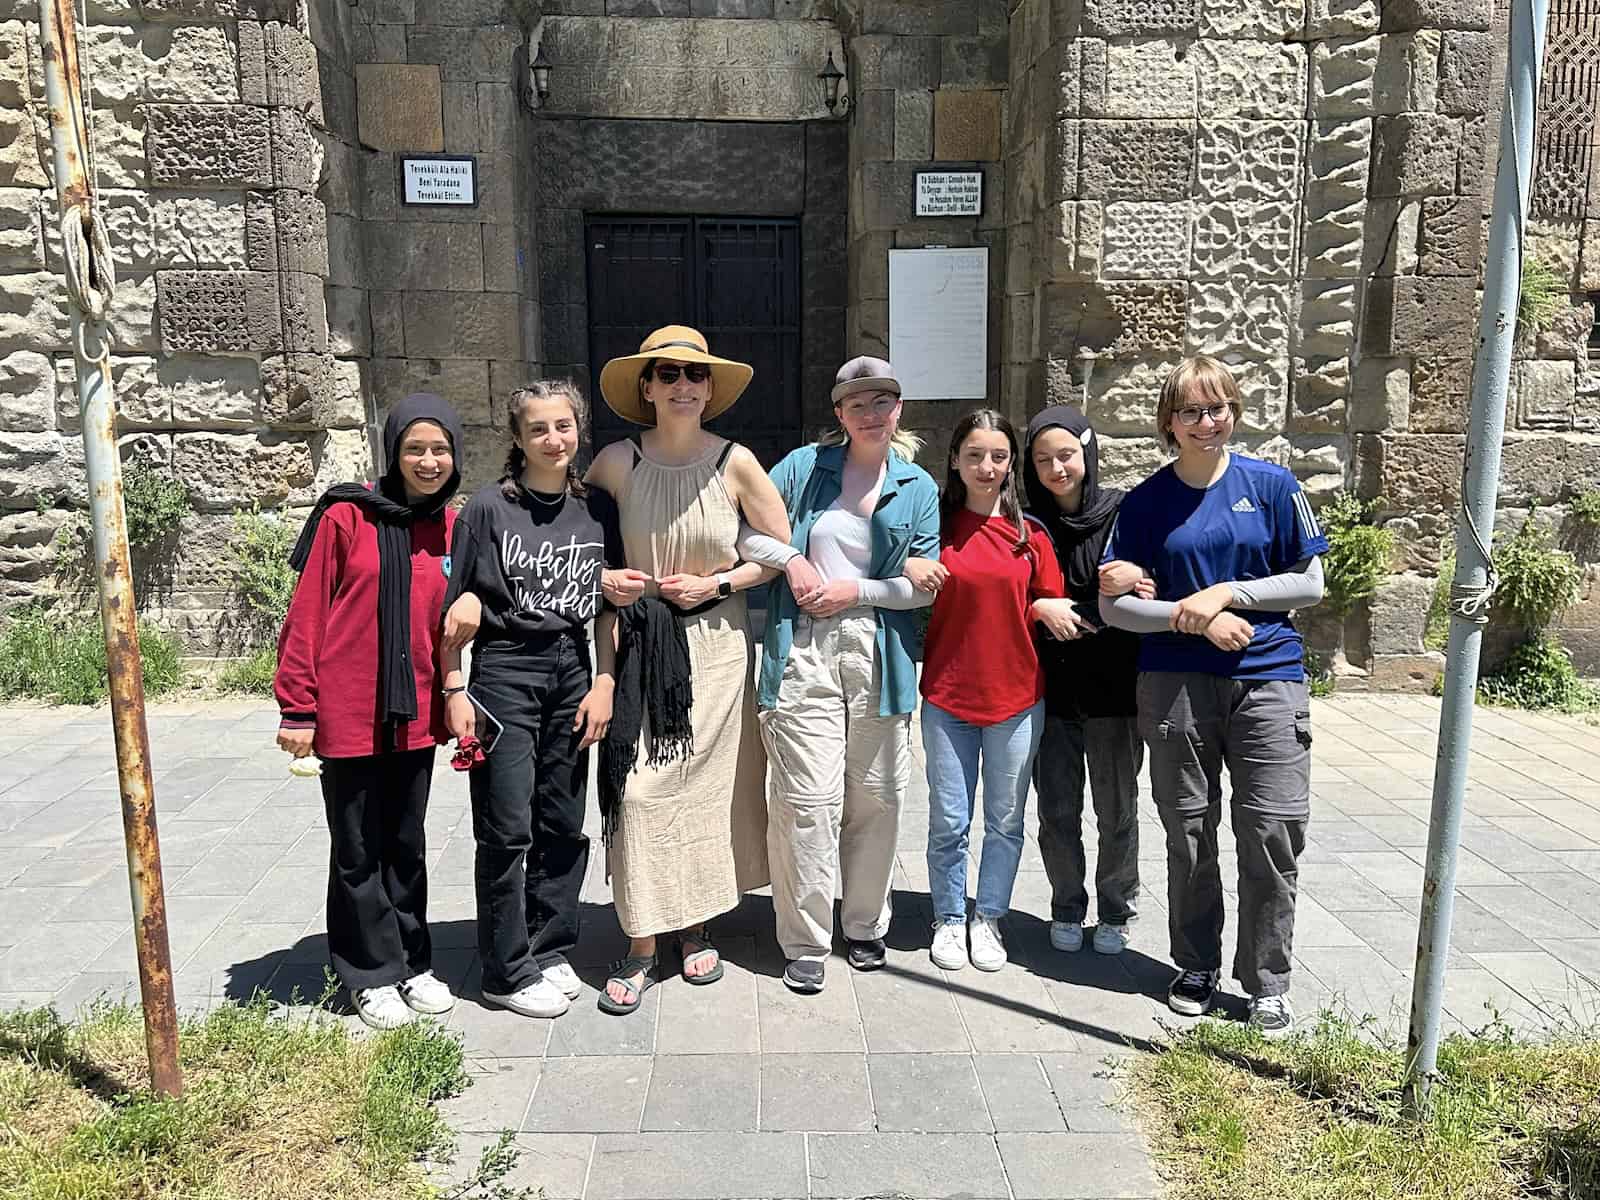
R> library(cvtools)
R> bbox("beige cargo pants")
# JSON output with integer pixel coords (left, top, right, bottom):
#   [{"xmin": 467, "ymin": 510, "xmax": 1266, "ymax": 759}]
[{"xmin": 759, "ymin": 611, "xmax": 910, "ymax": 963}]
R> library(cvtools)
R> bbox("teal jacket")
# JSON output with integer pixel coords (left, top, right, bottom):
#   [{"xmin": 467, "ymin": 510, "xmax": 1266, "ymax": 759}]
[{"xmin": 758, "ymin": 443, "xmax": 942, "ymax": 717}]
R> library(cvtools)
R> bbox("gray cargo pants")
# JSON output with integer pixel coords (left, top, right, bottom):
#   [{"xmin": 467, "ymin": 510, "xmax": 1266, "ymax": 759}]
[
  {"xmin": 1136, "ymin": 672, "xmax": 1312, "ymax": 998},
  {"xmin": 1032, "ymin": 714, "xmax": 1143, "ymax": 927}
]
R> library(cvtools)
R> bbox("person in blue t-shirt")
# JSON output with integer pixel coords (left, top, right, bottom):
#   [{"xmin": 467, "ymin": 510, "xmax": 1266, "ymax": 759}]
[{"xmin": 1098, "ymin": 355, "xmax": 1328, "ymax": 1040}]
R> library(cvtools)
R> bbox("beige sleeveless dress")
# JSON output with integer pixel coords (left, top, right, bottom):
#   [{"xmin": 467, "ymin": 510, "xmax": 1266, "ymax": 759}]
[{"xmin": 610, "ymin": 439, "xmax": 770, "ymax": 937}]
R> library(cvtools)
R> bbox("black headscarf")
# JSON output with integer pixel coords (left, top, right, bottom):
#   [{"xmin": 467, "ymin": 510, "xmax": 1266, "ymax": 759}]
[
  {"xmin": 1023, "ymin": 405, "xmax": 1124, "ymax": 597},
  {"xmin": 289, "ymin": 393, "xmax": 465, "ymax": 727}
]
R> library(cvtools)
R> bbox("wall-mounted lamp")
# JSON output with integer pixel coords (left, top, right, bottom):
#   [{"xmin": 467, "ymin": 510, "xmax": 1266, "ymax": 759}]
[
  {"xmin": 519, "ymin": 40, "xmax": 552, "ymax": 113},
  {"xmin": 818, "ymin": 49, "xmax": 845, "ymax": 116}
]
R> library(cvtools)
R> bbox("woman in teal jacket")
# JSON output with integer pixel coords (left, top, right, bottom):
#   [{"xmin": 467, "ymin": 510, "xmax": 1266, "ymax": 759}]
[{"xmin": 739, "ymin": 356, "xmax": 941, "ymax": 994}]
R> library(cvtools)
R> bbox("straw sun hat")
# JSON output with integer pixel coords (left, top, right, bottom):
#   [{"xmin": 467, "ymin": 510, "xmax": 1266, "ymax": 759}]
[{"xmin": 597, "ymin": 325, "xmax": 754, "ymax": 426}]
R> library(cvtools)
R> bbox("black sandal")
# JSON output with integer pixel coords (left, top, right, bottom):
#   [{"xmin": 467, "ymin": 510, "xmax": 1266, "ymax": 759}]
[
  {"xmin": 597, "ymin": 955, "xmax": 657, "ymax": 1016},
  {"xmin": 677, "ymin": 928, "xmax": 724, "ymax": 986}
]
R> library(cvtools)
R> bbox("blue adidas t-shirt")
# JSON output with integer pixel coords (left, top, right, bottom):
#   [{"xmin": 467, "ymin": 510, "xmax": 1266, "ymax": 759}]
[{"xmin": 1104, "ymin": 455, "xmax": 1329, "ymax": 680}]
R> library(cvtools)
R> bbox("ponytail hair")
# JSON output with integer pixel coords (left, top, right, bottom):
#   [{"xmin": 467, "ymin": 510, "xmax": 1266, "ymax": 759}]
[
  {"xmin": 500, "ymin": 380, "xmax": 590, "ymax": 501},
  {"xmin": 941, "ymin": 408, "xmax": 1029, "ymax": 553}
]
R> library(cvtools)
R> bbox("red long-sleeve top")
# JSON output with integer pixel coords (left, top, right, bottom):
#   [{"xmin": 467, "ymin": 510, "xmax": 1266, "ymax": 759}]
[{"xmin": 274, "ymin": 501, "xmax": 456, "ymax": 759}]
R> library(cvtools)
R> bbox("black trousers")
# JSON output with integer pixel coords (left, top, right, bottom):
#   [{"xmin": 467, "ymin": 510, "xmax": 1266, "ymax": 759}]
[
  {"xmin": 470, "ymin": 635, "xmax": 592, "ymax": 995},
  {"xmin": 321, "ymin": 746, "xmax": 435, "ymax": 991}
]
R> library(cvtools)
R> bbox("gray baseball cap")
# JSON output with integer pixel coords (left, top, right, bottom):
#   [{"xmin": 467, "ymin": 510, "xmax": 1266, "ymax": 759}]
[{"xmin": 831, "ymin": 355, "xmax": 902, "ymax": 405}]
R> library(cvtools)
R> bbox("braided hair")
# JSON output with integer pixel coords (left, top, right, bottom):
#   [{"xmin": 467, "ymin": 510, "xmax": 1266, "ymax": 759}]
[{"xmin": 499, "ymin": 380, "xmax": 591, "ymax": 501}]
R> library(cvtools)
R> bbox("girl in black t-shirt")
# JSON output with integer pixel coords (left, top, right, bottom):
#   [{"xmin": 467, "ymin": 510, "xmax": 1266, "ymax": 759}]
[{"xmin": 440, "ymin": 381, "xmax": 630, "ymax": 1020}]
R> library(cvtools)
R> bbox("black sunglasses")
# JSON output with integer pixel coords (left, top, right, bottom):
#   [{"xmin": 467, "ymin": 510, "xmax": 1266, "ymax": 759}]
[{"xmin": 647, "ymin": 362, "xmax": 711, "ymax": 385}]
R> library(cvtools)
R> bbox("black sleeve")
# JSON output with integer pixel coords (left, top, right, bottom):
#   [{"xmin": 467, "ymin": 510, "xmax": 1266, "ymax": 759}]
[
  {"xmin": 441, "ymin": 495, "xmax": 486, "ymax": 614},
  {"xmin": 591, "ymin": 486, "xmax": 626, "ymax": 568}
]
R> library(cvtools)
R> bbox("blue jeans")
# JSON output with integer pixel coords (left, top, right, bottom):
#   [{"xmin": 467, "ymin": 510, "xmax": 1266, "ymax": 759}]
[{"xmin": 923, "ymin": 699, "xmax": 1044, "ymax": 924}]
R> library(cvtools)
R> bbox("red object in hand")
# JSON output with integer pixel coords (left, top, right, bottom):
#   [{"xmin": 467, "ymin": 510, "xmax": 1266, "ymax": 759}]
[{"xmin": 451, "ymin": 735, "xmax": 486, "ymax": 771}]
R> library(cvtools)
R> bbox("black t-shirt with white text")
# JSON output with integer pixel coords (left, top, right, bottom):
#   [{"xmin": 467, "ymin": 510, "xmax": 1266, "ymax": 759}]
[{"xmin": 444, "ymin": 481, "xmax": 625, "ymax": 645}]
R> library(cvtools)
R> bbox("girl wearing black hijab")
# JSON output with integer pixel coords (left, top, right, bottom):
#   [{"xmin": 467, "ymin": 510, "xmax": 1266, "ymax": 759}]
[
  {"xmin": 1022, "ymin": 406, "xmax": 1146, "ymax": 959},
  {"xmin": 275, "ymin": 393, "xmax": 466, "ymax": 1029}
]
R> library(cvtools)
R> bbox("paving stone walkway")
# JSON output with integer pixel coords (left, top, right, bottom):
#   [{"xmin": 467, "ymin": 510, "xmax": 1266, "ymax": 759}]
[{"xmin": 5, "ymin": 694, "xmax": 1600, "ymax": 1198}]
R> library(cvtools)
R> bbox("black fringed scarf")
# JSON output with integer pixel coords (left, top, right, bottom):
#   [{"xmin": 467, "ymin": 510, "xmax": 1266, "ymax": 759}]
[
  {"xmin": 597, "ymin": 596, "xmax": 702, "ymax": 846},
  {"xmin": 288, "ymin": 393, "xmax": 464, "ymax": 728}
]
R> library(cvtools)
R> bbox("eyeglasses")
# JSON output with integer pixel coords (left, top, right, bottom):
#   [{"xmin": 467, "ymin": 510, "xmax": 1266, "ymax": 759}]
[
  {"xmin": 1175, "ymin": 404, "xmax": 1233, "ymax": 427},
  {"xmin": 839, "ymin": 393, "xmax": 899, "ymax": 418},
  {"xmin": 647, "ymin": 362, "xmax": 711, "ymax": 385}
]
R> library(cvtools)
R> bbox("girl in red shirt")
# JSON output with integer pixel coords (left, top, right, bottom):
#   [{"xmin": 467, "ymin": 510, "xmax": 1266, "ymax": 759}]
[
  {"xmin": 911, "ymin": 410, "xmax": 1071, "ymax": 973},
  {"xmin": 274, "ymin": 393, "xmax": 465, "ymax": 1031}
]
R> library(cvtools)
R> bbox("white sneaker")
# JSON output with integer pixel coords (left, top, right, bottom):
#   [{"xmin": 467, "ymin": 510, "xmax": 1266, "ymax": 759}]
[
  {"xmin": 482, "ymin": 978, "xmax": 571, "ymax": 1019},
  {"xmin": 1249, "ymin": 993, "xmax": 1295, "ymax": 1041},
  {"xmin": 542, "ymin": 961, "xmax": 582, "ymax": 999},
  {"xmin": 1092, "ymin": 923, "xmax": 1130, "ymax": 956},
  {"xmin": 398, "ymin": 970, "xmax": 456, "ymax": 1014},
  {"xmin": 968, "ymin": 915, "xmax": 1007, "ymax": 972},
  {"xmin": 1050, "ymin": 921, "xmax": 1084, "ymax": 952},
  {"xmin": 352, "ymin": 985, "xmax": 417, "ymax": 1030},
  {"xmin": 930, "ymin": 921, "xmax": 968, "ymax": 970}
]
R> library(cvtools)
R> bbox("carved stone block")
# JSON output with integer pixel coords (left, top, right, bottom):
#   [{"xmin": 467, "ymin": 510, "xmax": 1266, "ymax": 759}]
[
  {"xmin": 1290, "ymin": 356, "xmax": 1350, "ymax": 433},
  {"xmin": 1310, "ymin": 36, "xmax": 1378, "ymax": 116},
  {"xmin": 1514, "ymin": 360, "xmax": 1577, "ymax": 430},
  {"xmin": 1046, "ymin": 118, "xmax": 1080, "ymax": 202},
  {"xmin": 1038, "ymin": 281, "xmax": 1186, "ymax": 360},
  {"xmin": 1101, "ymin": 201, "xmax": 1192, "ymax": 279},
  {"xmin": 1583, "ymin": 220, "xmax": 1600, "ymax": 292},
  {"xmin": 1380, "ymin": 0, "xmax": 1490, "ymax": 31},
  {"xmin": 156, "ymin": 270, "xmax": 280, "ymax": 354},
  {"xmin": 1373, "ymin": 31, "xmax": 1440, "ymax": 115},
  {"xmin": 1081, "ymin": 40, "xmax": 1196, "ymax": 119},
  {"xmin": 1083, "ymin": 356, "xmax": 1177, "ymax": 433},
  {"xmin": 278, "ymin": 270, "xmax": 328, "ymax": 356},
  {"xmin": 85, "ymin": 23, "xmax": 239, "ymax": 105},
  {"xmin": 1301, "ymin": 118, "xmax": 1370, "ymax": 278},
  {"xmin": 270, "ymin": 108, "xmax": 323, "ymax": 192},
  {"xmin": 246, "ymin": 190, "xmax": 329, "ymax": 276},
  {"xmin": 1417, "ymin": 194, "xmax": 1481, "ymax": 277},
  {"xmin": 1188, "ymin": 278, "xmax": 1292, "ymax": 362},
  {"xmin": 1372, "ymin": 434, "xmax": 1464, "ymax": 512},
  {"xmin": 1349, "ymin": 356, "xmax": 1409, "ymax": 433},
  {"xmin": 1078, "ymin": 121, "xmax": 1194, "ymax": 201},
  {"xmin": 1410, "ymin": 357, "xmax": 1471, "ymax": 433},
  {"xmin": 260, "ymin": 352, "xmax": 365, "ymax": 430},
  {"xmin": 1438, "ymin": 30, "xmax": 1491, "ymax": 114},
  {"xmin": 1297, "ymin": 277, "xmax": 1358, "ymax": 357},
  {"xmin": 144, "ymin": 104, "xmax": 272, "ymax": 188},
  {"xmin": 173, "ymin": 431, "xmax": 314, "ymax": 511},
  {"xmin": 1195, "ymin": 121, "xmax": 1303, "ymax": 206},
  {"xmin": 1192, "ymin": 202, "xmax": 1297, "ymax": 279},
  {"xmin": 1193, "ymin": 42, "xmax": 1306, "ymax": 120},
  {"xmin": 1306, "ymin": 0, "xmax": 1380, "ymax": 35},
  {"xmin": 934, "ymin": 89, "xmax": 1002, "ymax": 161},
  {"xmin": 355, "ymin": 63, "xmax": 444, "ymax": 152},
  {"xmin": 1082, "ymin": 0, "xmax": 1199, "ymax": 36},
  {"xmin": 1201, "ymin": 0, "xmax": 1303, "ymax": 38},
  {"xmin": 402, "ymin": 291, "xmax": 522, "ymax": 361},
  {"xmin": 1371, "ymin": 114, "xmax": 1460, "ymax": 197}
]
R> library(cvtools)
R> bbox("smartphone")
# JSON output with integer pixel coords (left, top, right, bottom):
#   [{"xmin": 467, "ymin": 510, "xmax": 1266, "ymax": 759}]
[{"xmin": 466, "ymin": 689, "xmax": 504, "ymax": 756}]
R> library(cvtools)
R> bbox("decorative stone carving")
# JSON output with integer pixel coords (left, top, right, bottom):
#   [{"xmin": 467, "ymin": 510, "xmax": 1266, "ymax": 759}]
[
  {"xmin": 277, "ymin": 270, "xmax": 329, "ymax": 356},
  {"xmin": 246, "ymin": 190, "xmax": 329, "ymax": 276},
  {"xmin": 1187, "ymin": 278, "xmax": 1292, "ymax": 362},
  {"xmin": 1082, "ymin": 0, "xmax": 1199, "ymax": 36},
  {"xmin": 1291, "ymin": 357, "xmax": 1350, "ymax": 433},
  {"xmin": 1307, "ymin": 0, "xmax": 1380, "ymax": 36},
  {"xmin": 1410, "ymin": 357, "xmax": 1471, "ymax": 433},
  {"xmin": 1301, "ymin": 118, "xmax": 1370, "ymax": 278},
  {"xmin": 1099, "ymin": 433, "xmax": 1171, "ymax": 490},
  {"xmin": 1297, "ymin": 278, "xmax": 1358, "ymax": 357},
  {"xmin": 1195, "ymin": 121, "xmax": 1303, "ymax": 206},
  {"xmin": 1193, "ymin": 42, "xmax": 1306, "ymax": 120},
  {"xmin": 1083, "ymin": 355, "xmax": 1178, "ymax": 433},
  {"xmin": 269, "ymin": 108, "xmax": 323, "ymax": 192},
  {"xmin": 1078, "ymin": 121, "xmax": 1193, "ymax": 201},
  {"xmin": 1037, "ymin": 281, "xmax": 1186, "ymax": 360},
  {"xmin": 1417, "ymin": 194, "xmax": 1481, "ymax": 277},
  {"xmin": 173, "ymin": 432, "xmax": 314, "ymax": 511},
  {"xmin": 144, "ymin": 104, "xmax": 272, "ymax": 188},
  {"xmin": 1200, "ymin": 0, "xmax": 1303, "ymax": 38},
  {"xmin": 1101, "ymin": 201, "xmax": 1192, "ymax": 279},
  {"xmin": 155, "ymin": 270, "xmax": 280, "ymax": 354},
  {"xmin": 239, "ymin": 21, "xmax": 323, "ymax": 118},
  {"xmin": 1046, "ymin": 119, "xmax": 1080, "ymax": 202},
  {"xmin": 1532, "ymin": 0, "xmax": 1600, "ymax": 217},
  {"xmin": 1438, "ymin": 30, "xmax": 1492, "ymax": 114},
  {"xmin": 85, "ymin": 24, "xmax": 238, "ymax": 105},
  {"xmin": 1080, "ymin": 40, "xmax": 1197, "ymax": 119},
  {"xmin": 1514, "ymin": 359, "xmax": 1578, "ymax": 430},
  {"xmin": 1310, "ymin": 36, "xmax": 1378, "ymax": 116},
  {"xmin": 1192, "ymin": 202, "xmax": 1297, "ymax": 278},
  {"xmin": 1371, "ymin": 114, "xmax": 1461, "ymax": 197}
]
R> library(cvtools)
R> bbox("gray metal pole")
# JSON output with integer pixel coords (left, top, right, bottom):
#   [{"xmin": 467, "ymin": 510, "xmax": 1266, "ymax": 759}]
[
  {"xmin": 38, "ymin": 0, "xmax": 182, "ymax": 1097},
  {"xmin": 1404, "ymin": 0, "xmax": 1548, "ymax": 1117}
]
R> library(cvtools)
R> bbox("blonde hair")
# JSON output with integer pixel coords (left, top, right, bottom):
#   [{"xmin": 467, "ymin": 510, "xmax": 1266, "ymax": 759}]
[
  {"xmin": 1156, "ymin": 355, "xmax": 1244, "ymax": 452},
  {"xmin": 817, "ymin": 424, "xmax": 925, "ymax": 460}
]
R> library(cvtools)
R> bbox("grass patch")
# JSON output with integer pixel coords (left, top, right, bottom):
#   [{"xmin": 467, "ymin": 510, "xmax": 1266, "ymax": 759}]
[
  {"xmin": 0, "ymin": 604, "xmax": 183, "ymax": 705},
  {"xmin": 218, "ymin": 646, "xmax": 279, "ymax": 696},
  {"xmin": 1134, "ymin": 1012, "xmax": 1600, "ymax": 1200},
  {"xmin": 0, "ymin": 995, "xmax": 527, "ymax": 1200}
]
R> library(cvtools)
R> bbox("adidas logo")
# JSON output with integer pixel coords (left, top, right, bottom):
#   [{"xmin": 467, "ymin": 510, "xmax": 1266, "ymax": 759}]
[{"xmin": 1231, "ymin": 497, "xmax": 1257, "ymax": 513}]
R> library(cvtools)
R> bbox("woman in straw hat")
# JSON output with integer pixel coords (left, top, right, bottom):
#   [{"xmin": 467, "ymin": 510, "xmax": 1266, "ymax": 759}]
[{"xmin": 586, "ymin": 325, "xmax": 791, "ymax": 1015}]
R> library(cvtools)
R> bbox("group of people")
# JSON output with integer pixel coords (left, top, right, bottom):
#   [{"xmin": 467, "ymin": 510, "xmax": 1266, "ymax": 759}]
[{"xmin": 274, "ymin": 326, "xmax": 1324, "ymax": 1042}]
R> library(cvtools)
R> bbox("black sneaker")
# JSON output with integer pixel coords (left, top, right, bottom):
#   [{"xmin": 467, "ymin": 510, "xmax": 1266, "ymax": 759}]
[
  {"xmin": 1168, "ymin": 968, "xmax": 1219, "ymax": 1016},
  {"xmin": 783, "ymin": 959, "xmax": 825, "ymax": 993},
  {"xmin": 846, "ymin": 937, "xmax": 887, "ymax": 971}
]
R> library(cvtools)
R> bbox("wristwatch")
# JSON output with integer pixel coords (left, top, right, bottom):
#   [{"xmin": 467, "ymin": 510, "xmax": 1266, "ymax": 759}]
[{"xmin": 716, "ymin": 573, "xmax": 733, "ymax": 599}]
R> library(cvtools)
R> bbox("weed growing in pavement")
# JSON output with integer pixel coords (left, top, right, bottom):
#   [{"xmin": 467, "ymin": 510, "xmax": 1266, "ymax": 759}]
[
  {"xmin": 0, "ymin": 602, "xmax": 183, "ymax": 705},
  {"xmin": 1319, "ymin": 493, "xmax": 1394, "ymax": 618}
]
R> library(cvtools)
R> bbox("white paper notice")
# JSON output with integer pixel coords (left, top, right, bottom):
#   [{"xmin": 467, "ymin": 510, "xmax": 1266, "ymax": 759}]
[
  {"xmin": 888, "ymin": 247, "xmax": 989, "ymax": 402},
  {"xmin": 402, "ymin": 157, "xmax": 476, "ymax": 206}
]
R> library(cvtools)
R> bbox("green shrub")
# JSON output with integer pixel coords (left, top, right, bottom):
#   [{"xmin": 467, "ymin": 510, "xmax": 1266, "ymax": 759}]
[
  {"xmin": 48, "ymin": 463, "xmax": 191, "ymax": 602},
  {"xmin": 1492, "ymin": 514, "xmax": 1583, "ymax": 634},
  {"xmin": 1304, "ymin": 649, "xmax": 1335, "ymax": 698},
  {"xmin": 230, "ymin": 506, "xmax": 298, "ymax": 642},
  {"xmin": 1518, "ymin": 252, "xmax": 1564, "ymax": 340},
  {"xmin": 0, "ymin": 604, "xmax": 183, "ymax": 705},
  {"xmin": 218, "ymin": 647, "xmax": 278, "ymax": 696},
  {"xmin": 1423, "ymin": 552, "xmax": 1453, "ymax": 651},
  {"xmin": 120, "ymin": 462, "xmax": 190, "ymax": 552},
  {"xmin": 1318, "ymin": 493, "xmax": 1394, "ymax": 617},
  {"xmin": 1570, "ymin": 490, "xmax": 1600, "ymax": 531},
  {"xmin": 1478, "ymin": 635, "xmax": 1600, "ymax": 713}
]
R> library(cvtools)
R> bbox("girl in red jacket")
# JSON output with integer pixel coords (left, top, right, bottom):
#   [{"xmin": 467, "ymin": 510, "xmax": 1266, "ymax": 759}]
[{"xmin": 274, "ymin": 393, "xmax": 465, "ymax": 1030}]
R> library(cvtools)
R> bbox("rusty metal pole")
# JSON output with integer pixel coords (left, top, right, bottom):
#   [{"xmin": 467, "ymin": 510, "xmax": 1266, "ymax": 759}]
[{"xmin": 38, "ymin": 0, "xmax": 182, "ymax": 1097}]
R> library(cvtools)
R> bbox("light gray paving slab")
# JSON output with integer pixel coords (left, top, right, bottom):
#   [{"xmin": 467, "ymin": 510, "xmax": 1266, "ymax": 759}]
[
  {"xmin": 949, "ymin": 962, "xmax": 1082, "ymax": 1054},
  {"xmin": 449, "ymin": 995, "xmax": 555, "ymax": 1061},
  {"xmin": 1039, "ymin": 1054, "xmax": 1139, "ymax": 1133},
  {"xmin": 754, "ymin": 957, "xmax": 865, "ymax": 1053},
  {"xmin": 439, "ymin": 1056, "xmax": 542, "ymax": 1133},
  {"xmin": 170, "ymin": 841, "xmax": 288, "ymax": 896},
  {"xmin": 0, "ymin": 921, "xmax": 124, "ymax": 991},
  {"xmin": 868, "ymin": 1052, "xmax": 992, "ymax": 1132},
  {"xmin": 545, "ymin": 983, "xmax": 660, "ymax": 1058},
  {"xmin": 974, "ymin": 1053, "xmax": 1067, "ymax": 1131},
  {"xmin": 429, "ymin": 1132, "xmax": 593, "ymax": 1200},
  {"xmin": 853, "ymin": 961, "xmax": 971, "ymax": 1053},
  {"xmin": 999, "ymin": 1131, "xmax": 1160, "ymax": 1199},
  {"xmin": 809, "ymin": 1132, "xmax": 1009, "ymax": 1199},
  {"xmin": 758, "ymin": 1052, "xmax": 873, "ymax": 1132},
  {"xmin": 640, "ymin": 1053, "xmax": 757, "ymax": 1132},
  {"xmin": 654, "ymin": 956, "xmax": 760, "ymax": 1055},
  {"xmin": 587, "ymin": 1132, "xmax": 806, "ymax": 1200},
  {"xmin": 522, "ymin": 1055, "xmax": 652, "ymax": 1134}
]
